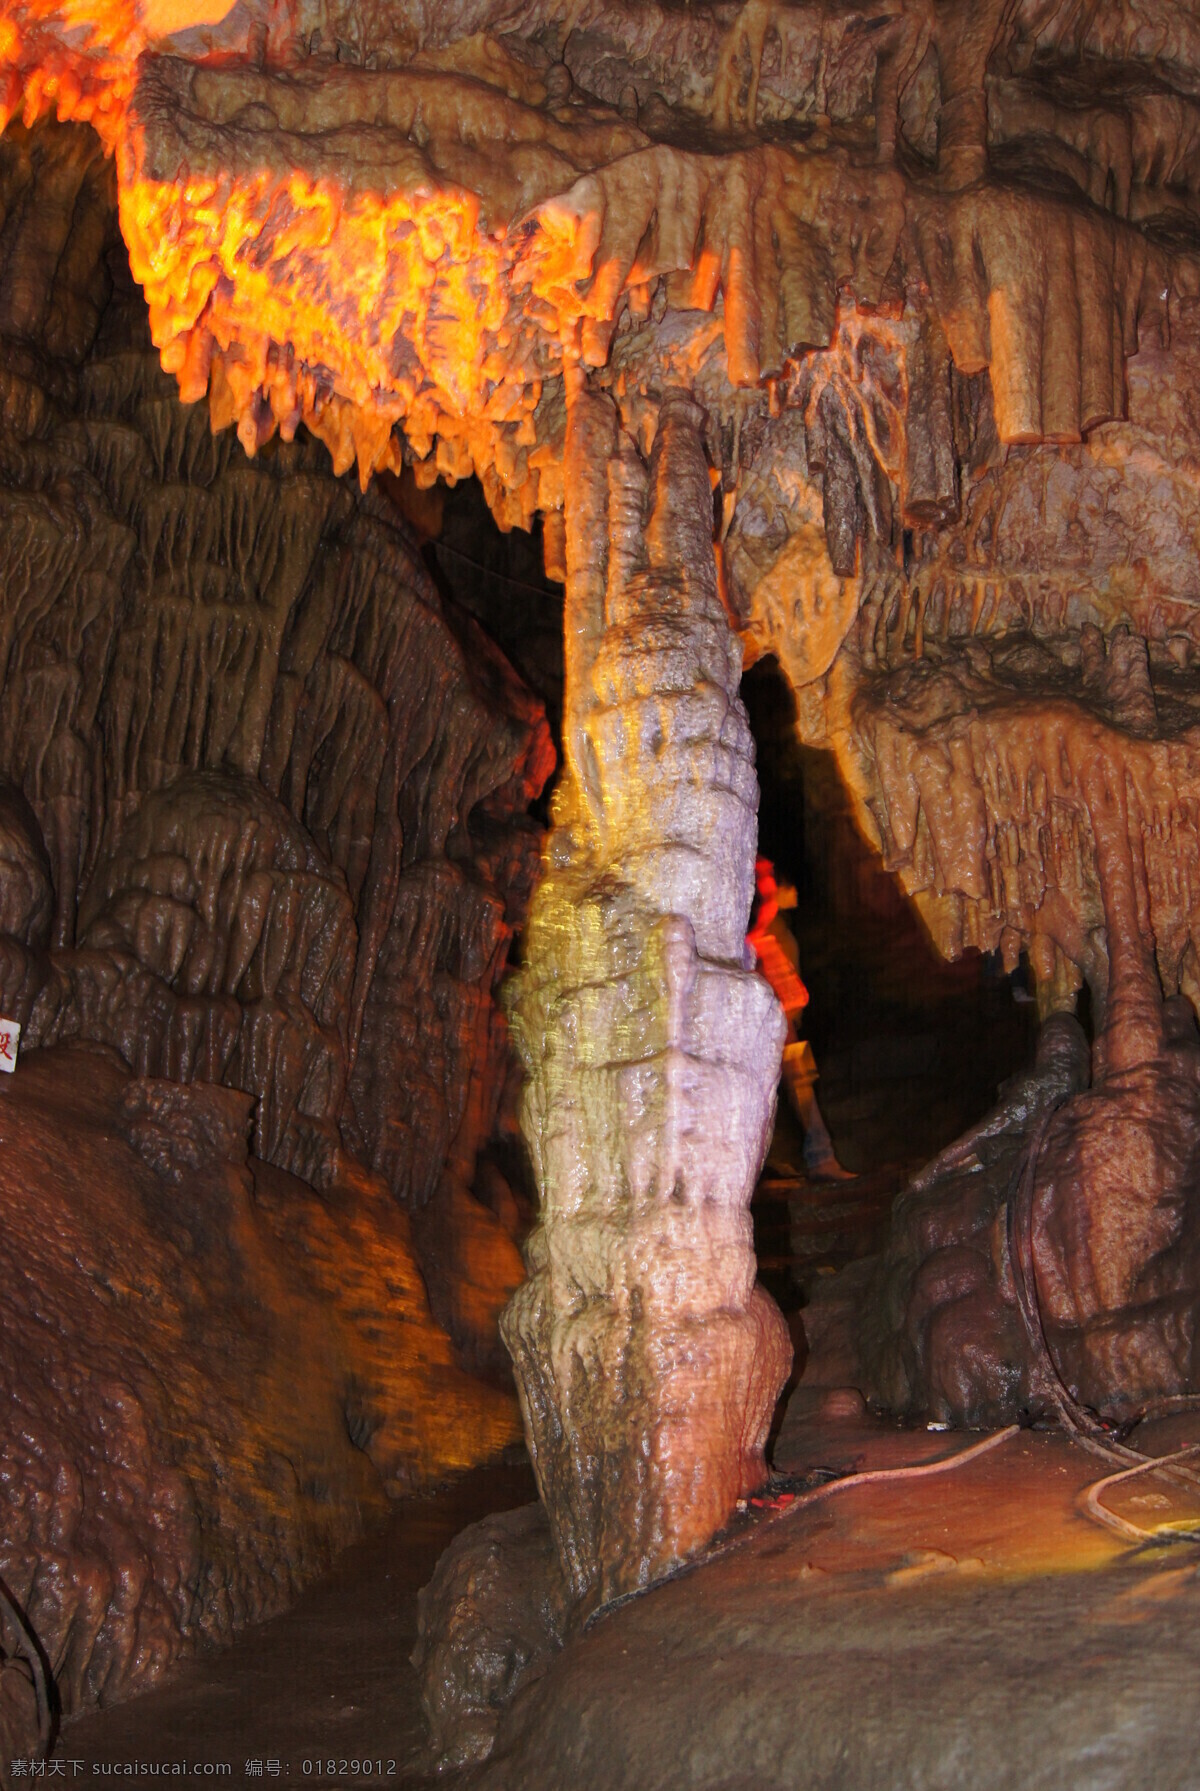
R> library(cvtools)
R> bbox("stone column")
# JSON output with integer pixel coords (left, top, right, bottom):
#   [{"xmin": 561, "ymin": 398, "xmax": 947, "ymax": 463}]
[{"xmin": 501, "ymin": 376, "xmax": 791, "ymax": 1613}]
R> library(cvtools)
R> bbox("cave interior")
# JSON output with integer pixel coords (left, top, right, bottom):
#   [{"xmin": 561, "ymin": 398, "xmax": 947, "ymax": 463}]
[{"xmin": 5, "ymin": 0, "xmax": 1200, "ymax": 1783}]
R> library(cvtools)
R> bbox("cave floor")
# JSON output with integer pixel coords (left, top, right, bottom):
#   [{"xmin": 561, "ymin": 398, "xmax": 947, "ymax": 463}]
[
  {"xmin": 50, "ymin": 1370, "xmax": 1200, "ymax": 1791},
  {"xmin": 465, "ymin": 1405, "xmax": 1200, "ymax": 1791},
  {"xmin": 56, "ymin": 1462, "xmax": 535, "ymax": 1787}
]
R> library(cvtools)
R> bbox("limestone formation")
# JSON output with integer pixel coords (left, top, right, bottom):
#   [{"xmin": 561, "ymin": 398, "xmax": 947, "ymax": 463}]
[
  {"xmin": 851, "ymin": 620, "xmax": 1200, "ymax": 1423},
  {"xmin": 0, "ymin": 106, "xmax": 548, "ymax": 1745},
  {"xmin": 0, "ymin": 118, "xmax": 552, "ymax": 1236},
  {"xmin": 4, "ymin": 0, "xmax": 1182, "ymax": 528},
  {"xmin": 0, "ymin": 1043, "xmax": 518, "ymax": 1751},
  {"xmin": 18, "ymin": 0, "xmax": 1200, "ymax": 1741},
  {"xmin": 803, "ymin": 305, "xmax": 1200, "ymax": 1425},
  {"xmin": 413, "ymin": 1502, "xmax": 566, "ymax": 1770},
  {"xmin": 502, "ymin": 381, "xmax": 790, "ymax": 1610}
]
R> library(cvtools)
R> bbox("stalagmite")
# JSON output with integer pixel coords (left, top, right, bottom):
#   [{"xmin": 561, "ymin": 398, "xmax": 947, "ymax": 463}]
[{"xmin": 503, "ymin": 379, "xmax": 790, "ymax": 1609}]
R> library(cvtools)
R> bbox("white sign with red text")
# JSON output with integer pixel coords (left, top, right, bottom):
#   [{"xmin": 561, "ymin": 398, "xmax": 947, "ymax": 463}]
[{"xmin": 0, "ymin": 1017, "xmax": 20, "ymax": 1072}]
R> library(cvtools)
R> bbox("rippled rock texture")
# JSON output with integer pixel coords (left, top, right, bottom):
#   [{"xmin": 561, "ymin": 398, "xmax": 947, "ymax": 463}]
[
  {"xmin": 0, "ymin": 117, "xmax": 552, "ymax": 1219},
  {"xmin": 853, "ymin": 629, "xmax": 1200, "ymax": 1425},
  {"xmin": 502, "ymin": 383, "xmax": 789, "ymax": 1611},
  {"xmin": 809, "ymin": 303, "xmax": 1200, "ymax": 1424},
  {"xmin": 0, "ymin": 1044, "xmax": 519, "ymax": 1756},
  {"xmin": 0, "ymin": 116, "xmax": 549, "ymax": 1750}
]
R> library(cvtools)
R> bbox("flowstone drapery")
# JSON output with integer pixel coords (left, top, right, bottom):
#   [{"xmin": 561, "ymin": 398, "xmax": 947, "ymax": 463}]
[{"xmin": 502, "ymin": 380, "xmax": 791, "ymax": 1611}]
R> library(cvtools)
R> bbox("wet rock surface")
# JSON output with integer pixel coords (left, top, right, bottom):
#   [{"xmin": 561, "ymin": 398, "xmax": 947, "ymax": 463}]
[
  {"xmin": 412, "ymin": 1502, "xmax": 565, "ymax": 1770},
  {"xmin": 0, "ymin": 1044, "xmax": 518, "ymax": 1742},
  {"xmin": 0, "ymin": 118, "xmax": 552, "ymax": 1239},
  {"xmin": 15, "ymin": 5, "xmax": 1200, "ymax": 1481},
  {"xmin": 461, "ymin": 1406, "xmax": 1200, "ymax": 1791}
]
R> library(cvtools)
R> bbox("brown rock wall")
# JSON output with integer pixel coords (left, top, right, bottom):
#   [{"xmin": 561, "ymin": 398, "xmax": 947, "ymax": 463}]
[
  {"xmin": 0, "ymin": 1045, "xmax": 518, "ymax": 1736},
  {"xmin": 0, "ymin": 119, "xmax": 552, "ymax": 1213}
]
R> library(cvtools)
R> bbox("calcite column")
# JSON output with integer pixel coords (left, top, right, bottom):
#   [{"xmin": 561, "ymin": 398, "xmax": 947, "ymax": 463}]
[{"xmin": 502, "ymin": 377, "xmax": 791, "ymax": 1612}]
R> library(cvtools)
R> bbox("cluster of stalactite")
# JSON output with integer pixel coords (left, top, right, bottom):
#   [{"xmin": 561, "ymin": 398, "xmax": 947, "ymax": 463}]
[
  {"xmin": 0, "ymin": 119, "xmax": 552, "ymax": 1223},
  {"xmin": 753, "ymin": 281, "xmax": 1200, "ymax": 1441},
  {"xmin": 781, "ymin": 308, "xmax": 1200, "ymax": 1429},
  {"xmin": 847, "ymin": 632, "xmax": 1200, "ymax": 1008},
  {"xmin": 0, "ymin": 113, "xmax": 552, "ymax": 1760},
  {"xmin": 2, "ymin": 0, "xmax": 1190, "ymax": 537}
]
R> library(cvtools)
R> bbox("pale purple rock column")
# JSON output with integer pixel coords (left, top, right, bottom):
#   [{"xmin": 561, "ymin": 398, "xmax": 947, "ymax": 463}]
[{"xmin": 502, "ymin": 376, "xmax": 791, "ymax": 1611}]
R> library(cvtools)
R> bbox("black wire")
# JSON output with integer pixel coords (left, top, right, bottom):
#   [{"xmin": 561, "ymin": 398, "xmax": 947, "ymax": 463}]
[
  {"xmin": 0, "ymin": 1575, "xmax": 54, "ymax": 1760},
  {"xmin": 1005, "ymin": 1099, "xmax": 1200, "ymax": 1518},
  {"xmin": 1005, "ymin": 1094, "xmax": 1114, "ymax": 1442},
  {"xmin": 432, "ymin": 540, "xmax": 562, "ymax": 601}
]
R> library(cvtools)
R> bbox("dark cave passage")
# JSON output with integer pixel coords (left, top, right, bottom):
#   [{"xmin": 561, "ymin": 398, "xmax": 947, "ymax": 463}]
[{"xmin": 742, "ymin": 655, "xmax": 1038, "ymax": 1320}]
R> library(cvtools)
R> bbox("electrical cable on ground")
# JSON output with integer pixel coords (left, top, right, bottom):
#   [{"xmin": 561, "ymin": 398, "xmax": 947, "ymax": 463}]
[
  {"xmin": 1007, "ymin": 1100, "xmax": 1200, "ymax": 1544},
  {"xmin": 587, "ymin": 1424, "xmax": 1022, "ymax": 1628},
  {"xmin": 432, "ymin": 541, "xmax": 561, "ymax": 599},
  {"xmin": 1083, "ymin": 1445, "xmax": 1200, "ymax": 1545},
  {"xmin": 773, "ymin": 1422, "xmax": 1021, "ymax": 1515}
]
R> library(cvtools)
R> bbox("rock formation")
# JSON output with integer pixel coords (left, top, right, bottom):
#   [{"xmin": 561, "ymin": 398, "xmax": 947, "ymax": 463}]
[
  {"xmin": 0, "ymin": 116, "xmax": 552, "ymax": 1231},
  {"xmin": 502, "ymin": 379, "xmax": 789, "ymax": 1609},
  {"xmin": 413, "ymin": 1501, "xmax": 566, "ymax": 1770},
  {"xmin": 0, "ymin": 106, "xmax": 550, "ymax": 1754},
  {"xmin": 17, "ymin": 0, "xmax": 1200, "ymax": 1743},
  {"xmin": 808, "ymin": 297, "xmax": 1200, "ymax": 1424},
  {"xmin": 853, "ymin": 620, "xmax": 1200, "ymax": 1425},
  {"xmin": 0, "ymin": 1042, "xmax": 520, "ymax": 1761}
]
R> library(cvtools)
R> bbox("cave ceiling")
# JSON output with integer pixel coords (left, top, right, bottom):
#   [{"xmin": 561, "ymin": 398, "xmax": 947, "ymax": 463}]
[
  {"xmin": 10, "ymin": 0, "xmax": 1200, "ymax": 1195},
  {"xmin": 7, "ymin": 0, "xmax": 1200, "ymax": 1029},
  {"xmin": 4, "ymin": 2, "xmax": 1195, "ymax": 491}
]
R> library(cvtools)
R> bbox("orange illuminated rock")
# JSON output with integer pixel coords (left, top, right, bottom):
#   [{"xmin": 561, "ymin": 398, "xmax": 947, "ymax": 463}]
[
  {"xmin": 2, "ymin": 0, "xmax": 1182, "ymax": 549},
  {"xmin": 0, "ymin": 117, "xmax": 553, "ymax": 1378},
  {"xmin": 110, "ymin": 48, "xmax": 908, "ymax": 503},
  {"xmin": 140, "ymin": 0, "xmax": 234, "ymax": 29},
  {"xmin": 0, "ymin": 1042, "xmax": 518, "ymax": 1755}
]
